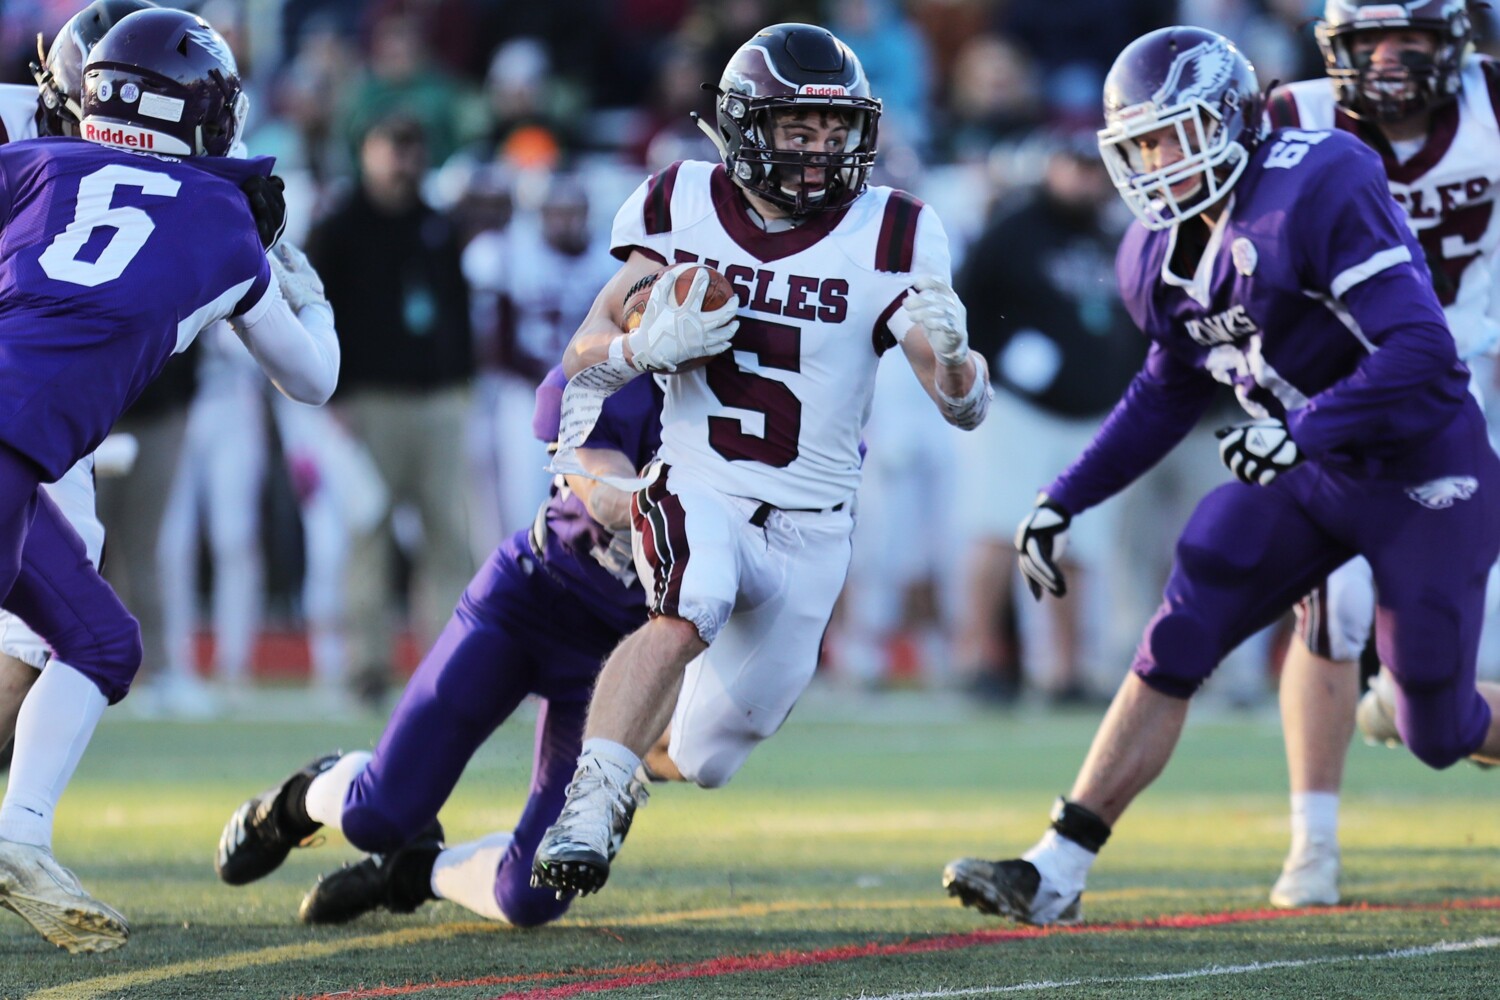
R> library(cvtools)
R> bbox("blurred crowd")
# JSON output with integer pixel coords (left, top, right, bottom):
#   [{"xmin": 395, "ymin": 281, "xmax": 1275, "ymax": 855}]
[{"xmin": 4, "ymin": 0, "xmax": 1500, "ymax": 717}]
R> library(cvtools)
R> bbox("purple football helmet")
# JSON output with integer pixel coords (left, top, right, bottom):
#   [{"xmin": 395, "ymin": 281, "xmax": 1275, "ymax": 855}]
[
  {"xmin": 79, "ymin": 8, "xmax": 246, "ymax": 157},
  {"xmin": 1317, "ymin": 0, "xmax": 1472, "ymax": 122},
  {"xmin": 30, "ymin": 0, "xmax": 158, "ymax": 138},
  {"xmin": 1098, "ymin": 26, "xmax": 1265, "ymax": 231},
  {"xmin": 700, "ymin": 23, "xmax": 880, "ymax": 215}
]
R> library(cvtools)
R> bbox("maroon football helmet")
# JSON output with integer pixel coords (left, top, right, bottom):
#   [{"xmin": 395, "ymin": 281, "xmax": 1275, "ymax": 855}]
[
  {"xmin": 79, "ymin": 8, "xmax": 246, "ymax": 157},
  {"xmin": 1097, "ymin": 26, "xmax": 1265, "ymax": 230},
  {"xmin": 1317, "ymin": 0, "xmax": 1472, "ymax": 122},
  {"xmin": 30, "ymin": 0, "xmax": 158, "ymax": 138},
  {"xmin": 700, "ymin": 23, "xmax": 881, "ymax": 216}
]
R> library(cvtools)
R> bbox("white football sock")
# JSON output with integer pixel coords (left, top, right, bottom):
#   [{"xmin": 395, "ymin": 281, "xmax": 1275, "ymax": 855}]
[
  {"xmin": 581, "ymin": 738, "xmax": 641, "ymax": 788},
  {"xmin": 0, "ymin": 662, "xmax": 107, "ymax": 849},
  {"xmin": 303, "ymin": 751, "xmax": 372, "ymax": 831},
  {"xmin": 430, "ymin": 831, "xmax": 515, "ymax": 922},
  {"xmin": 1023, "ymin": 829, "xmax": 1097, "ymax": 894},
  {"xmin": 1289, "ymin": 791, "xmax": 1339, "ymax": 854}
]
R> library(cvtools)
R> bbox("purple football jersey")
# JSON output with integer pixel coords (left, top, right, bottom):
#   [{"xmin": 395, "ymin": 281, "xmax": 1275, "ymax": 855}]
[
  {"xmin": 530, "ymin": 366, "xmax": 662, "ymax": 633},
  {"xmin": 1048, "ymin": 128, "xmax": 1471, "ymax": 515},
  {"xmin": 0, "ymin": 137, "xmax": 272, "ymax": 479}
]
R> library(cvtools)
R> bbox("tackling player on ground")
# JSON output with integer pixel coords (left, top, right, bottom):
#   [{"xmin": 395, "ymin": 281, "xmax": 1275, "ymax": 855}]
[
  {"xmin": 213, "ymin": 367, "xmax": 660, "ymax": 927},
  {"xmin": 944, "ymin": 25, "xmax": 1500, "ymax": 927},
  {"xmin": 1260, "ymin": 0, "xmax": 1500, "ymax": 909},
  {"xmin": 529, "ymin": 22, "xmax": 989, "ymax": 899},
  {"xmin": 0, "ymin": 8, "xmax": 338, "ymax": 953}
]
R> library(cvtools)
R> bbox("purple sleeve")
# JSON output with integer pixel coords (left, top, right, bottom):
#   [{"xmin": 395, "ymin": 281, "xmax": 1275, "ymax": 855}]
[
  {"xmin": 1286, "ymin": 267, "xmax": 1462, "ymax": 460},
  {"xmin": 1044, "ymin": 342, "xmax": 1217, "ymax": 515},
  {"xmin": 533, "ymin": 365, "xmax": 567, "ymax": 443},
  {"xmin": 1286, "ymin": 150, "xmax": 1463, "ymax": 460}
]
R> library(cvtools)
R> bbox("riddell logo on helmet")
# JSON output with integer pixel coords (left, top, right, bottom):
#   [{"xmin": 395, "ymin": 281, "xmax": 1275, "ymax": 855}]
[
  {"xmin": 82, "ymin": 122, "xmax": 153, "ymax": 148},
  {"xmin": 80, "ymin": 118, "xmax": 190, "ymax": 155},
  {"xmin": 1354, "ymin": 4, "xmax": 1410, "ymax": 20},
  {"xmin": 798, "ymin": 84, "xmax": 848, "ymax": 96}
]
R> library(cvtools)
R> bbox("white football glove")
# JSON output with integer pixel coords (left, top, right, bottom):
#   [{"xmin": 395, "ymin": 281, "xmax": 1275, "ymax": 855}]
[
  {"xmin": 1015, "ymin": 495, "xmax": 1072, "ymax": 600},
  {"xmin": 1216, "ymin": 418, "xmax": 1301, "ymax": 486},
  {"xmin": 904, "ymin": 276, "xmax": 970, "ymax": 367},
  {"xmin": 269, "ymin": 241, "xmax": 328, "ymax": 313},
  {"xmin": 625, "ymin": 265, "xmax": 739, "ymax": 373}
]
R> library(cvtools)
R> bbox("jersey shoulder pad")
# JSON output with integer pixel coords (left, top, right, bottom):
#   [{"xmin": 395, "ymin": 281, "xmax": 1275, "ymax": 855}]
[{"xmin": 609, "ymin": 159, "xmax": 719, "ymax": 263}]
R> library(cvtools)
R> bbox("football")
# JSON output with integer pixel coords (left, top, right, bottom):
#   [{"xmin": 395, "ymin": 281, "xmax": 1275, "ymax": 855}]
[{"xmin": 621, "ymin": 264, "xmax": 737, "ymax": 372}]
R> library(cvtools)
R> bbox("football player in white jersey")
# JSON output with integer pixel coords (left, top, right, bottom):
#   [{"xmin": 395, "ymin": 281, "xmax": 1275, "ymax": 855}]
[
  {"xmin": 1261, "ymin": 0, "xmax": 1500, "ymax": 909},
  {"xmin": 464, "ymin": 171, "xmax": 619, "ymax": 545},
  {"xmin": 529, "ymin": 22, "xmax": 989, "ymax": 898}
]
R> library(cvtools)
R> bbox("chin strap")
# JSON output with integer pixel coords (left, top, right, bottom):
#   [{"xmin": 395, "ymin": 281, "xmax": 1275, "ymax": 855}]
[{"xmin": 692, "ymin": 113, "xmax": 729, "ymax": 159}]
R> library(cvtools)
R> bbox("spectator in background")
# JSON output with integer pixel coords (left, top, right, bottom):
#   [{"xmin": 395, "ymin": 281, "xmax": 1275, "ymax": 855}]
[
  {"xmin": 307, "ymin": 114, "xmax": 475, "ymax": 708},
  {"xmin": 1003, "ymin": 0, "xmax": 1177, "ymax": 120},
  {"xmin": 937, "ymin": 34, "xmax": 1046, "ymax": 164},
  {"xmin": 481, "ymin": 38, "xmax": 579, "ymax": 169},
  {"xmin": 341, "ymin": 10, "xmax": 487, "ymax": 167},
  {"xmin": 952, "ymin": 132, "xmax": 1145, "ymax": 705},
  {"xmin": 829, "ymin": 0, "xmax": 934, "ymax": 150},
  {"xmin": 463, "ymin": 171, "xmax": 617, "ymax": 551}
]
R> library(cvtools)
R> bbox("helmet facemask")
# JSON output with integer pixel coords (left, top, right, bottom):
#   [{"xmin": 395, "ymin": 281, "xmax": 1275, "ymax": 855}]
[
  {"xmin": 1321, "ymin": 29, "xmax": 1459, "ymax": 121},
  {"xmin": 1099, "ymin": 92, "xmax": 1250, "ymax": 231},
  {"xmin": 717, "ymin": 94, "xmax": 879, "ymax": 216}
]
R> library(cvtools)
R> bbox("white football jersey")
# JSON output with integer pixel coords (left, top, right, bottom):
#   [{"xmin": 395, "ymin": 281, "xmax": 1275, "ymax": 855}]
[
  {"xmin": 612, "ymin": 160, "xmax": 950, "ymax": 509},
  {"xmin": 1271, "ymin": 58, "xmax": 1500, "ymax": 358},
  {"xmin": 0, "ymin": 84, "xmax": 38, "ymax": 144},
  {"xmin": 464, "ymin": 218, "xmax": 618, "ymax": 375}
]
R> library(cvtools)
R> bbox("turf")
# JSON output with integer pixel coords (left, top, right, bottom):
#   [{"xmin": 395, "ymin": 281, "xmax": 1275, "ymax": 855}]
[{"xmin": 3, "ymin": 688, "xmax": 1498, "ymax": 999}]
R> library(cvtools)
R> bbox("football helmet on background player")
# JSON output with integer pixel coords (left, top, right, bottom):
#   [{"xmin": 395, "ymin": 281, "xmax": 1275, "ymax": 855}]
[
  {"xmin": 698, "ymin": 22, "xmax": 881, "ymax": 216},
  {"xmin": 1316, "ymin": 0, "xmax": 1472, "ymax": 122},
  {"xmin": 1097, "ymin": 27, "xmax": 1265, "ymax": 231},
  {"xmin": 30, "ymin": 0, "xmax": 157, "ymax": 138},
  {"xmin": 79, "ymin": 7, "xmax": 247, "ymax": 157}
]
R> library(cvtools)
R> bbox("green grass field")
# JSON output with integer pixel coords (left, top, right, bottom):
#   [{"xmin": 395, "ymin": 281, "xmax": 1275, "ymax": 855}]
[{"xmin": 5, "ymin": 688, "xmax": 1499, "ymax": 999}]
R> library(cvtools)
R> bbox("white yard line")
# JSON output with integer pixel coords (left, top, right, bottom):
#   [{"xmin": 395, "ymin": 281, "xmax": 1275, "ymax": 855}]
[{"xmin": 853, "ymin": 936, "xmax": 1500, "ymax": 999}]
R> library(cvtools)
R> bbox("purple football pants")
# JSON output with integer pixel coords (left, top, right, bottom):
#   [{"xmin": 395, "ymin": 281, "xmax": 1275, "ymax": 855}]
[
  {"xmin": 1134, "ymin": 401, "xmax": 1500, "ymax": 769},
  {"xmin": 0, "ymin": 443, "xmax": 139, "ymax": 702},
  {"xmin": 340, "ymin": 532, "xmax": 635, "ymax": 927}
]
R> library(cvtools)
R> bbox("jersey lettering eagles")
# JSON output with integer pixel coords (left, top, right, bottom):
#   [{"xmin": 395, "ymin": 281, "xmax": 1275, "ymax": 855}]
[
  {"xmin": 611, "ymin": 160, "xmax": 951, "ymax": 509},
  {"xmin": 1268, "ymin": 57, "xmax": 1500, "ymax": 359}
]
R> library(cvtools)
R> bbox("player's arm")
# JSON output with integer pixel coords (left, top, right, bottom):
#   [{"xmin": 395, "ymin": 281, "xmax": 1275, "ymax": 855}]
[
  {"xmin": 1285, "ymin": 143, "xmax": 1462, "ymax": 460},
  {"xmin": 898, "ymin": 283, "xmax": 990, "ymax": 429},
  {"xmin": 230, "ymin": 242, "xmax": 340, "ymax": 405},
  {"xmin": 561, "ymin": 251, "xmax": 661, "ymax": 377},
  {"xmin": 565, "ymin": 448, "xmax": 637, "ymax": 532}
]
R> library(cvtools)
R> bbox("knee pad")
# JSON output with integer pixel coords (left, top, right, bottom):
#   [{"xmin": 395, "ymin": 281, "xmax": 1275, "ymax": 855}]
[
  {"xmin": 340, "ymin": 795, "xmax": 423, "ymax": 854},
  {"xmin": 1131, "ymin": 605, "xmax": 1218, "ymax": 699},
  {"xmin": 675, "ymin": 741, "xmax": 749, "ymax": 789},
  {"xmin": 62, "ymin": 614, "xmax": 143, "ymax": 705},
  {"xmin": 1402, "ymin": 723, "xmax": 1476, "ymax": 770}
]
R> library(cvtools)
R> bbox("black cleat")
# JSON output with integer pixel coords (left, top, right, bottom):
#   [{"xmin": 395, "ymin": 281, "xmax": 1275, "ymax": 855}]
[
  {"xmin": 299, "ymin": 820, "xmax": 444, "ymax": 924},
  {"xmin": 942, "ymin": 857, "xmax": 1082, "ymax": 926},
  {"xmin": 530, "ymin": 846, "xmax": 610, "ymax": 897},
  {"xmin": 216, "ymin": 753, "xmax": 341, "ymax": 886}
]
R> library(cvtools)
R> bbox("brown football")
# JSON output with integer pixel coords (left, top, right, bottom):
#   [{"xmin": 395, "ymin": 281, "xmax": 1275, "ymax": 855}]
[{"xmin": 621, "ymin": 264, "xmax": 737, "ymax": 372}]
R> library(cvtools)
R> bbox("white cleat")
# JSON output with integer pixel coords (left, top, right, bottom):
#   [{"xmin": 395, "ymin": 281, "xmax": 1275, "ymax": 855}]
[
  {"xmin": 1269, "ymin": 840, "xmax": 1340, "ymax": 908},
  {"xmin": 0, "ymin": 839, "xmax": 128, "ymax": 953}
]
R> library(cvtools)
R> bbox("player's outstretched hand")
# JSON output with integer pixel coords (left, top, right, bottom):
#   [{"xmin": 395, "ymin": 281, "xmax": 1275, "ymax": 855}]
[
  {"xmin": 1216, "ymin": 418, "xmax": 1300, "ymax": 486},
  {"xmin": 242, "ymin": 174, "xmax": 287, "ymax": 250},
  {"xmin": 626, "ymin": 265, "xmax": 739, "ymax": 373},
  {"xmin": 1015, "ymin": 495, "xmax": 1071, "ymax": 600},
  {"xmin": 905, "ymin": 276, "xmax": 969, "ymax": 367},
  {"xmin": 270, "ymin": 242, "xmax": 329, "ymax": 313}
]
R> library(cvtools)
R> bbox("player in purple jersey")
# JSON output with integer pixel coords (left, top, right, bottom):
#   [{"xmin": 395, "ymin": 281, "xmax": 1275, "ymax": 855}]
[
  {"xmin": 0, "ymin": 9, "xmax": 336, "ymax": 953},
  {"xmin": 1261, "ymin": 0, "xmax": 1500, "ymax": 909},
  {"xmin": 213, "ymin": 367, "xmax": 661, "ymax": 928},
  {"xmin": 942, "ymin": 26, "xmax": 1500, "ymax": 927}
]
